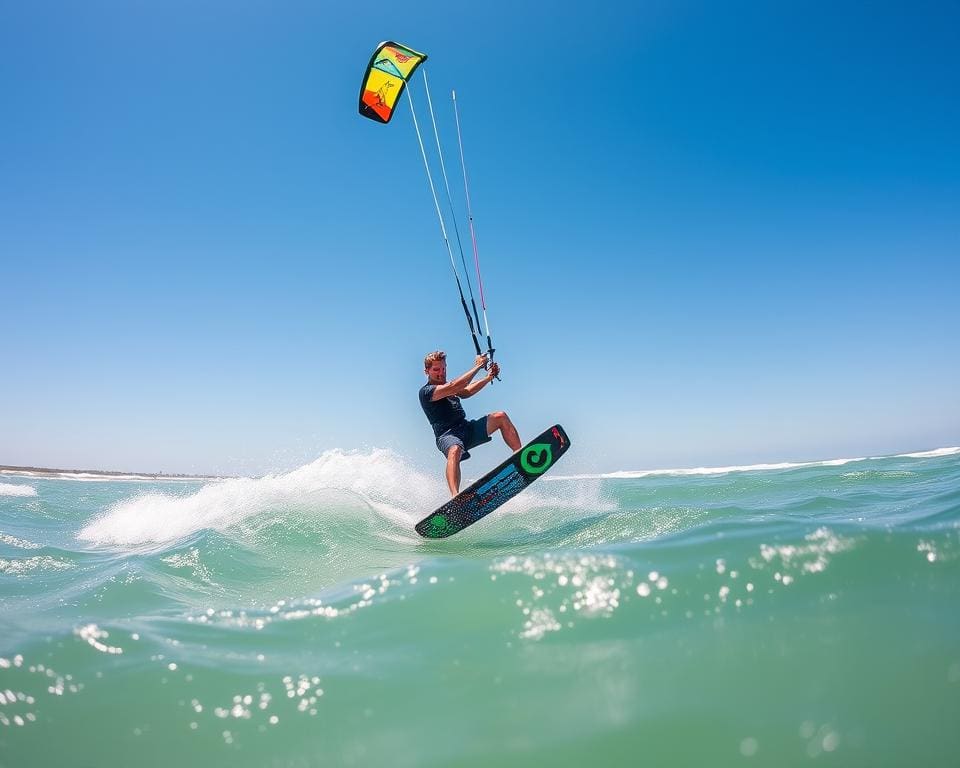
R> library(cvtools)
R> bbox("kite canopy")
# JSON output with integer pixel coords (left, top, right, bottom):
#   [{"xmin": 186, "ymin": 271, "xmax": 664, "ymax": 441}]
[{"xmin": 358, "ymin": 41, "xmax": 428, "ymax": 124}]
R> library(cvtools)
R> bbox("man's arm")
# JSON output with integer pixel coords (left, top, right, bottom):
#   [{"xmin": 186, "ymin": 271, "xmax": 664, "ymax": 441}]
[
  {"xmin": 460, "ymin": 362, "xmax": 499, "ymax": 398},
  {"xmin": 430, "ymin": 355, "xmax": 488, "ymax": 400}
]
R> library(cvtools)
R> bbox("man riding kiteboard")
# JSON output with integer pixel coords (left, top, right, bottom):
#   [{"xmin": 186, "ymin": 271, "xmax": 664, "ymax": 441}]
[{"xmin": 419, "ymin": 350, "xmax": 521, "ymax": 496}]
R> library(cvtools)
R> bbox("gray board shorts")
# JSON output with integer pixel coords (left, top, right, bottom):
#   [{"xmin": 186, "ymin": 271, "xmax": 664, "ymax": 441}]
[{"xmin": 436, "ymin": 416, "xmax": 491, "ymax": 461}]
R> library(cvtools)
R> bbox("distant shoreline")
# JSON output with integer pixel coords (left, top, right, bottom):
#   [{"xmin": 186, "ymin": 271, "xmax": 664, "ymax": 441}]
[{"xmin": 0, "ymin": 464, "xmax": 226, "ymax": 481}]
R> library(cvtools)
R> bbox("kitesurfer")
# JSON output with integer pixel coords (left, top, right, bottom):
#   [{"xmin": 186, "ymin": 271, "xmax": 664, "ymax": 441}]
[{"xmin": 419, "ymin": 350, "xmax": 521, "ymax": 496}]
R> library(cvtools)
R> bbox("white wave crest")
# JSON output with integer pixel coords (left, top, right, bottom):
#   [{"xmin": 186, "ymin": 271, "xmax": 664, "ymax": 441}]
[
  {"xmin": 555, "ymin": 445, "xmax": 960, "ymax": 480},
  {"xmin": 77, "ymin": 449, "xmax": 446, "ymax": 547},
  {"xmin": 554, "ymin": 458, "xmax": 867, "ymax": 480},
  {"xmin": 895, "ymin": 447, "xmax": 960, "ymax": 459},
  {"xmin": 0, "ymin": 483, "xmax": 37, "ymax": 497},
  {"xmin": 608, "ymin": 459, "xmax": 865, "ymax": 479}
]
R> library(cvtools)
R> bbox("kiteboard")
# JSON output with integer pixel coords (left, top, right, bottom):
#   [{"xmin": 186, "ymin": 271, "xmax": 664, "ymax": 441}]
[{"xmin": 415, "ymin": 424, "xmax": 571, "ymax": 538}]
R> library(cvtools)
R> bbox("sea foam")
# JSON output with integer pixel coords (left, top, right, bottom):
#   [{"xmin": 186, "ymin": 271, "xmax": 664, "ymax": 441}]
[
  {"xmin": 896, "ymin": 447, "xmax": 960, "ymax": 459},
  {"xmin": 553, "ymin": 445, "xmax": 960, "ymax": 480},
  {"xmin": 0, "ymin": 483, "xmax": 37, "ymax": 497},
  {"xmin": 77, "ymin": 448, "xmax": 445, "ymax": 547}
]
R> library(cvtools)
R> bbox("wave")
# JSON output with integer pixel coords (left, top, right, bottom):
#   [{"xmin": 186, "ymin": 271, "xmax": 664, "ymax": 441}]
[
  {"xmin": 2, "ymin": 470, "xmax": 206, "ymax": 482},
  {"xmin": 553, "ymin": 445, "xmax": 960, "ymax": 480},
  {"xmin": 553, "ymin": 458, "xmax": 867, "ymax": 480},
  {"xmin": 897, "ymin": 447, "xmax": 960, "ymax": 459},
  {"xmin": 77, "ymin": 448, "xmax": 447, "ymax": 547},
  {"xmin": 0, "ymin": 483, "xmax": 37, "ymax": 497}
]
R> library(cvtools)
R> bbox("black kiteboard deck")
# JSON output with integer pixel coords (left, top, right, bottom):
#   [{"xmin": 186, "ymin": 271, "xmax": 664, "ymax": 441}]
[{"xmin": 415, "ymin": 424, "xmax": 571, "ymax": 538}]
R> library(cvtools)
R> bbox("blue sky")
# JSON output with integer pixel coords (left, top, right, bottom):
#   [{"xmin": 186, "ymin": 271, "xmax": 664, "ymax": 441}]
[{"xmin": 1, "ymin": 1, "xmax": 957, "ymax": 475}]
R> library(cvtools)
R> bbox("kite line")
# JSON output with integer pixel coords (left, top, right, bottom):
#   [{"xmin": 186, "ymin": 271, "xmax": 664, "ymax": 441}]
[
  {"xmin": 358, "ymin": 41, "xmax": 497, "ymax": 370},
  {"xmin": 406, "ymin": 83, "xmax": 483, "ymax": 357},
  {"xmin": 452, "ymin": 89, "xmax": 494, "ymax": 363}
]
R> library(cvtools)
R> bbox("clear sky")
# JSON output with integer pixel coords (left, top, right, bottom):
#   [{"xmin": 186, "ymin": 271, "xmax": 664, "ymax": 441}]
[{"xmin": 1, "ymin": 1, "xmax": 957, "ymax": 476}]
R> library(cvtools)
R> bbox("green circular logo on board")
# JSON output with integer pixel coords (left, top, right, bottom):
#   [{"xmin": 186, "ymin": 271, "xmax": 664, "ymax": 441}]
[
  {"xmin": 426, "ymin": 514, "xmax": 452, "ymax": 536},
  {"xmin": 520, "ymin": 443, "xmax": 553, "ymax": 475}
]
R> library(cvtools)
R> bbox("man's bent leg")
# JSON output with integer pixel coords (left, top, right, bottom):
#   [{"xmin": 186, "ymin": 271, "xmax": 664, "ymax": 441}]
[
  {"xmin": 487, "ymin": 411, "xmax": 521, "ymax": 452},
  {"xmin": 445, "ymin": 445, "xmax": 464, "ymax": 496}
]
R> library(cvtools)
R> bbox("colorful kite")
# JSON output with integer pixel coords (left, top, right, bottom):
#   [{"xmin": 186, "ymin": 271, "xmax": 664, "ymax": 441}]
[{"xmin": 358, "ymin": 41, "xmax": 428, "ymax": 124}]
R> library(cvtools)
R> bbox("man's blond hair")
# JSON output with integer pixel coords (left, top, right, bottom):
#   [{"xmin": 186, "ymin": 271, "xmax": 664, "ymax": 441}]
[{"xmin": 423, "ymin": 350, "xmax": 446, "ymax": 370}]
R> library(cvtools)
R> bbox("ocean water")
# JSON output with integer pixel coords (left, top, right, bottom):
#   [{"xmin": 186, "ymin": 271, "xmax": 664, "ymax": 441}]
[{"xmin": 1, "ymin": 446, "xmax": 959, "ymax": 767}]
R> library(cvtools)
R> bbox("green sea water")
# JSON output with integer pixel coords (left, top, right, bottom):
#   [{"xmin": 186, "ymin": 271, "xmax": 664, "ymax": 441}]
[{"xmin": 1, "ymin": 447, "xmax": 959, "ymax": 766}]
